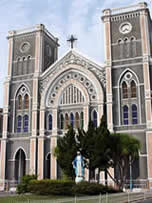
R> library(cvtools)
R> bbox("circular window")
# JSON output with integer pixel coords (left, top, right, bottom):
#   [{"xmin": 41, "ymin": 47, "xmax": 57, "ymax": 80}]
[
  {"xmin": 125, "ymin": 72, "xmax": 132, "ymax": 80},
  {"xmin": 89, "ymin": 88, "xmax": 94, "ymax": 94},
  {"xmin": 59, "ymin": 79, "xmax": 64, "ymax": 85},
  {"xmin": 119, "ymin": 22, "xmax": 132, "ymax": 34},
  {"xmin": 91, "ymin": 95, "xmax": 96, "ymax": 100},
  {"xmin": 51, "ymin": 92, "xmax": 56, "ymax": 98},
  {"xmin": 85, "ymin": 81, "xmax": 91, "ymax": 88},
  {"xmin": 21, "ymin": 87, "xmax": 26, "ymax": 93},
  {"xmin": 20, "ymin": 42, "xmax": 30, "ymax": 53},
  {"xmin": 79, "ymin": 77, "xmax": 85, "ymax": 83},
  {"xmin": 54, "ymin": 86, "xmax": 59, "ymax": 91}
]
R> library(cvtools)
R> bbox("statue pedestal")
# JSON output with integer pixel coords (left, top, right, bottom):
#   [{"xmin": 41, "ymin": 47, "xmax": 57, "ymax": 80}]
[{"xmin": 75, "ymin": 176, "xmax": 84, "ymax": 183}]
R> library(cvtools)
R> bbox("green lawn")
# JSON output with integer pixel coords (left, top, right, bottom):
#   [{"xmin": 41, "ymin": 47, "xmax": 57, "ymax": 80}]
[{"xmin": 0, "ymin": 194, "xmax": 71, "ymax": 203}]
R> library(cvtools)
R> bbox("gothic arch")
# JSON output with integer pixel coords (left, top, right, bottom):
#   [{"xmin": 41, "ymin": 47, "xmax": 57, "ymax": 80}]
[
  {"xmin": 54, "ymin": 80, "xmax": 89, "ymax": 107},
  {"xmin": 41, "ymin": 64, "xmax": 104, "ymax": 108},
  {"xmin": 13, "ymin": 147, "xmax": 27, "ymax": 160},
  {"xmin": 117, "ymin": 68, "xmax": 141, "ymax": 125},
  {"xmin": 14, "ymin": 83, "xmax": 31, "ymax": 100},
  {"xmin": 117, "ymin": 68, "xmax": 140, "ymax": 86}
]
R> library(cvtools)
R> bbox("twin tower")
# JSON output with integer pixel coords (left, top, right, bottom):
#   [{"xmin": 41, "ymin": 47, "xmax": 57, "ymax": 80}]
[{"xmin": 0, "ymin": 2, "xmax": 152, "ymax": 190}]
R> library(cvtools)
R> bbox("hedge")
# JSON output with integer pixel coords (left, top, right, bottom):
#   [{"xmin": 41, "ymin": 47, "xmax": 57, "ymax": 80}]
[
  {"xmin": 73, "ymin": 181, "xmax": 120, "ymax": 195},
  {"xmin": 29, "ymin": 179, "xmax": 75, "ymax": 196},
  {"xmin": 28, "ymin": 180, "xmax": 121, "ymax": 196},
  {"xmin": 17, "ymin": 175, "xmax": 37, "ymax": 194}
]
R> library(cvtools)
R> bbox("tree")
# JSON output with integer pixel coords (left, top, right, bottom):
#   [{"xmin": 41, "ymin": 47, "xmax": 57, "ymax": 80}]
[
  {"xmin": 77, "ymin": 116, "xmax": 111, "ymax": 181},
  {"xmin": 106, "ymin": 133, "xmax": 141, "ymax": 190},
  {"xmin": 77, "ymin": 121, "xmax": 97, "ymax": 179},
  {"xmin": 92, "ymin": 116, "xmax": 111, "ymax": 183},
  {"xmin": 54, "ymin": 125, "xmax": 78, "ymax": 179}
]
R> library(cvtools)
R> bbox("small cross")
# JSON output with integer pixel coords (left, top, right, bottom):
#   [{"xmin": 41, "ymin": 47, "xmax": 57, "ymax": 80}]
[{"xmin": 67, "ymin": 35, "xmax": 77, "ymax": 49}]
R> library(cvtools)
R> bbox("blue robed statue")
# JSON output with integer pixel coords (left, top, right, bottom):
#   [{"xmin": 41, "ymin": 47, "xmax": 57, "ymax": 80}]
[{"xmin": 72, "ymin": 151, "xmax": 85, "ymax": 183}]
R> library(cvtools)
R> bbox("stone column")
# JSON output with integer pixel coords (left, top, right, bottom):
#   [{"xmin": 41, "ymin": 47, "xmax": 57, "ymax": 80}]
[
  {"xmin": 37, "ymin": 108, "xmax": 45, "ymax": 179},
  {"xmin": 98, "ymin": 104, "xmax": 104, "ymax": 126},
  {"xmin": 30, "ymin": 24, "xmax": 44, "ymax": 175},
  {"xmin": 139, "ymin": 3, "xmax": 152, "ymax": 184},
  {"xmin": 0, "ymin": 31, "xmax": 14, "ymax": 190},
  {"xmin": 102, "ymin": 9, "xmax": 113, "ymax": 132},
  {"xmin": 83, "ymin": 105, "xmax": 89, "ymax": 131},
  {"xmin": 51, "ymin": 108, "xmax": 58, "ymax": 179}
]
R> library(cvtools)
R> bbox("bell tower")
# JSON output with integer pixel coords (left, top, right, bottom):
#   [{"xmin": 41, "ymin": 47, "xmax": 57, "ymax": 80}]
[{"xmin": 102, "ymin": 2, "xmax": 152, "ymax": 185}]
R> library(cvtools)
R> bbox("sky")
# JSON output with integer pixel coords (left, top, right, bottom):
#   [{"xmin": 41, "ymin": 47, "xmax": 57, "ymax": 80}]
[{"xmin": 0, "ymin": 0, "xmax": 151, "ymax": 107}]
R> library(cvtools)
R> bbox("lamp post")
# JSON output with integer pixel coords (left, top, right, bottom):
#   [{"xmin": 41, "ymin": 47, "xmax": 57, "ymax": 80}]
[{"xmin": 129, "ymin": 155, "xmax": 133, "ymax": 191}]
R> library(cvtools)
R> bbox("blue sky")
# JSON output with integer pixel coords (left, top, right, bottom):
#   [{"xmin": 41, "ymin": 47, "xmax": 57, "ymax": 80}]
[{"xmin": 0, "ymin": 0, "xmax": 151, "ymax": 107}]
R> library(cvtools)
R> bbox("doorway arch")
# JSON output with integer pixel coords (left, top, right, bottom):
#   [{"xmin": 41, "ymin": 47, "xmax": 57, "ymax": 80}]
[
  {"xmin": 46, "ymin": 153, "xmax": 51, "ymax": 179},
  {"xmin": 15, "ymin": 149, "xmax": 26, "ymax": 183}
]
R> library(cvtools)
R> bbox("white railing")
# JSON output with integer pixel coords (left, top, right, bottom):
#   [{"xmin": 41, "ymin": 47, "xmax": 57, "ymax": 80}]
[{"xmin": 12, "ymin": 192, "xmax": 152, "ymax": 203}]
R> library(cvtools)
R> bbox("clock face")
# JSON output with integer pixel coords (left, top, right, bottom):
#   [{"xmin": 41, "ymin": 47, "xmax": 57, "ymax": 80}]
[
  {"xmin": 119, "ymin": 22, "xmax": 132, "ymax": 34},
  {"xmin": 20, "ymin": 42, "xmax": 30, "ymax": 53}
]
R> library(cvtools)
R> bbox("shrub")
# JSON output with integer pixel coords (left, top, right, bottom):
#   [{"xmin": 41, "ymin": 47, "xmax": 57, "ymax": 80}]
[
  {"xmin": 29, "ymin": 179, "xmax": 120, "ymax": 196},
  {"xmin": 17, "ymin": 175, "xmax": 37, "ymax": 194},
  {"xmin": 72, "ymin": 181, "xmax": 120, "ymax": 196},
  {"xmin": 29, "ymin": 179, "xmax": 75, "ymax": 196}
]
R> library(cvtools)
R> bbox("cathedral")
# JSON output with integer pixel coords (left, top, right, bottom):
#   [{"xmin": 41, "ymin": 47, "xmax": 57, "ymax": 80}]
[{"xmin": 0, "ymin": 2, "xmax": 152, "ymax": 190}]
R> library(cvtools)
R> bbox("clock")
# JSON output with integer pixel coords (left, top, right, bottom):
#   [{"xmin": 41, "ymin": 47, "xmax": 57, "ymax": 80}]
[
  {"xmin": 119, "ymin": 22, "xmax": 132, "ymax": 34},
  {"xmin": 20, "ymin": 42, "xmax": 30, "ymax": 53}
]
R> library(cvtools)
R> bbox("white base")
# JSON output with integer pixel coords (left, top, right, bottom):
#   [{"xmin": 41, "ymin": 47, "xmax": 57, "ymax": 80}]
[{"xmin": 75, "ymin": 176, "xmax": 84, "ymax": 183}]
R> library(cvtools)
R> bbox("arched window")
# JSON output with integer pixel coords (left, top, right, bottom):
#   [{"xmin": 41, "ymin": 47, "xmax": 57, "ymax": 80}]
[
  {"xmin": 93, "ymin": 110, "xmax": 97, "ymax": 128},
  {"xmin": 23, "ymin": 115, "xmax": 29, "ymax": 132},
  {"xmin": 80, "ymin": 112, "xmax": 84, "ymax": 129},
  {"xmin": 123, "ymin": 105, "xmax": 128, "ymax": 125},
  {"xmin": 124, "ymin": 38, "xmax": 129, "ymax": 57},
  {"xmin": 24, "ymin": 94, "xmax": 29, "ymax": 109},
  {"xmin": 65, "ymin": 113, "xmax": 69, "ymax": 129},
  {"xmin": 17, "ymin": 116, "xmax": 22, "ymax": 132},
  {"xmin": 48, "ymin": 114, "xmax": 52, "ymax": 130},
  {"xmin": 70, "ymin": 113, "xmax": 74, "ymax": 128},
  {"xmin": 130, "ymin": 37, "xmax": 136, "ymax": 57},
  {"xmin": 18, "ymin": 95, "xmax": 22, "ymax": 110},
  {"xmin": 75, "ymin": 112, "xmax": 80, "ymax": 129},
  {"xmin": 131, "ymin": 80, "xmax": 136, "ymax": 98},
  {"xmin": 122, "ymin": 81, "xmax": 128, "ymax": 99},
  {"xmin": 132, "ymin": 104, "xmax": 138, "ymax": 124},
  {"xmin": 118, "ymin": 39, "xmax": 123, "ymax": 58},
  {"xmin": 60, "ymin": 114, "xmax": 64, "ymax": 130}
]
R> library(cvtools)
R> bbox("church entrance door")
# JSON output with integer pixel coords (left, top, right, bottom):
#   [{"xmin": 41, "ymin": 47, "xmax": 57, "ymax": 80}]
[
  {"xmin": 46, "ymin": 153, "xmax": 51, "ymax": 179},
  {"xmin": 15, "ymin": 149, "xmax": 26, "ymax": 183}
]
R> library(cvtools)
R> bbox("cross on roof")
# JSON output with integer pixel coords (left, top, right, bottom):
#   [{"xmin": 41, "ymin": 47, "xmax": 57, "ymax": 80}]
[{"xmin": 67, "ymin": 35, "xmax": 77, "ymax": 49}]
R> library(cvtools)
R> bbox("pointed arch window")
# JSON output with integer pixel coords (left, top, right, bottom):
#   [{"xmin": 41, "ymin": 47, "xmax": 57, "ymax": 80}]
[
  {"xmin": 17, "ymin": 116, "xmax": 22, "ymax": 132},
  {"xmin": 93, "ymin": 110, "xmax": 97, "ymax": 128},
  {"xmin": 48, "ymin": 114, "xmax": 52, "ymax": 130},
  {"xmin": 75, "ymin": 112, "xmax": 80, "ymax": 129},
  {"xmin": 23, "ymin": 115, "xmax": 29, "ymax": 132},
  {"xmin": 122, "ymin": 81, "xmax": 128, "ymax": 99},
  {"xmin": 24, "ymin": 94, "xmax": 29, "ymax": 109},
  {"xmin": 123, "ymin": 105, "xmax": 128, "ymax": 125},
  {"xmin": 118, "ymin": 39, "xmax": 123, "ymax": 58},
  {"xmin": 124, "ymin": 38, "xmax": 129, "ymax": 57},
  {"xmin": 80, "ymin": 112, "xmax": 84, "ymax": 129},
  {"xmin": 18, "ymin": 95, "xmax": 22, "ymax": 110},
  {"xmin": 131, "ymin": 80, "xmax": 136, "ymax": 98},
  {"xmin": 130, "ymin": 37, "xmax": 136, "ymax": 57},
  {"xmin": 70, "ymin": 113, "xmax": 74, "ymax": 128},
  {"xmin": 60, "ymin": 114, "xmax": 64, "ymax": 130},
  {"xmin": 132, "ymin": 104, "xmax": 138, "ymax": 124},
  {"xmin": 65, "ymin": 113, "xmax": 69, "ymax": 129}
]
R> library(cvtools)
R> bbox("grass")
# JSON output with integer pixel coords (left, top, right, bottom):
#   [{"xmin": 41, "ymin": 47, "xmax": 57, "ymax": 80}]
[{"xmin": 0, "ymin": 194, "xmax": 71, "ymax": 203}]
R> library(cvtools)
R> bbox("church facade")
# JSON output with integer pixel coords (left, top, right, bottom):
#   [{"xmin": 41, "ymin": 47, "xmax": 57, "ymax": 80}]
[{"xmin": 0, "ymin": 2, "xmax": 152, "ymax": 190}]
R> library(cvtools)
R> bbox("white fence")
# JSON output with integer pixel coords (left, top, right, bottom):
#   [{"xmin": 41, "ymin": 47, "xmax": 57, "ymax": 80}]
[{"xmin": 7, "ymin": 191, "xmax": 152, "ymax": 203}]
